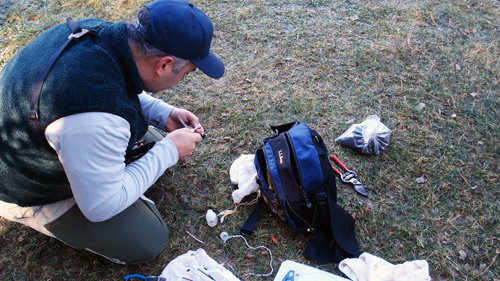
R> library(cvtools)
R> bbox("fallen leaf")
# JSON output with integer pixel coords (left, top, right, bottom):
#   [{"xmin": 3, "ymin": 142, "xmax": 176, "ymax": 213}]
[
  {"xmin": 473, "ymin": 246, "xmax": 480, "ymax": 253},
  {"xmin": 415, "ymin": 20, "xmax": 429, "ymax": 27},
  {"xmin": 362, "ymin": 204, "xmax": 370, "ymax": 213},
  {"xmin": 459, "ymin": 249, "xmax": 467, "ymax": 261},
  {"xmin": 349, "ymin": 15, "xmax": 359, "ymax": 21},
  {"xmin": 416, "ymin": 175, "xmax": 427, "ymax": 184},
  {"xmin": 179, "ymin": 194, "xmax": 189, "ymax": 203},
  {"xmin": 245, "ymin": 254, "xmax": 257, "ymax": 260},
  {"xmin": 439, "ymin": 109, "xmax": 448, "ymax": 116},
  {"xmin": 415, "ymin": 102, "xmax": 426, "ymax": 111},
  {"xmin": 270, "ymin": 234, "xmax": 278, "ymax": 245}
]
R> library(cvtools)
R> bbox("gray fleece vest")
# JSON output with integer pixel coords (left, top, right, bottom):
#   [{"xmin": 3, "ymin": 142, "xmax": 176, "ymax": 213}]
[{"xmin": 0, "ymin": 19, "xmax": 148, "ymax": 206}]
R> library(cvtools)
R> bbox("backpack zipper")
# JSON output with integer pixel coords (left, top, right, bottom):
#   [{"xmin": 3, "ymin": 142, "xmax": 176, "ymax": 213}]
[
  {"xmin": 285, "ymin": 132, "xmax": 312, "ymax": 208},
  {"xmin": 286, "ymin": 200, "xmax": 317, "ymax": 232}
]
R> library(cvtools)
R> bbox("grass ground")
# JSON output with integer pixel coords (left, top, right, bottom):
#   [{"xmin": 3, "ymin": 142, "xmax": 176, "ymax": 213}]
[{"xmin": 0, "ymin": 0, "xmax": 499, "ymax": 280}]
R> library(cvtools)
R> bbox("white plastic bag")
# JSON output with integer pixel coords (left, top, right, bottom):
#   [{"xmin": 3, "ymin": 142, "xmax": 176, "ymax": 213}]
[
  {"xmin": 335, "ymin": 115, "xmax": 392, "ymax": 155},
  {"xmin": 230, "ymin": 154, "xmax": 259, "ymax": 203}
]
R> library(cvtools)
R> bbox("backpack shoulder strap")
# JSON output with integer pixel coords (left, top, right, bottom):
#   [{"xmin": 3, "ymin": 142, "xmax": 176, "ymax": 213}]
[
  {"xmin": 28, "ymin": 18, "xmax": 125, "ymax": 153},
  {"xmin": 239, "ymin": 196, "xmax": 262, "ymax": 236},
  {"xmin": 304, "ymin": 152, "xmax": 361, "ymax": 262}
]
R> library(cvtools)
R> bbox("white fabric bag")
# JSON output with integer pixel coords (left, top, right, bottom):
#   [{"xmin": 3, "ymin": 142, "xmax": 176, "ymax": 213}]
[{"xmin": 160, "ymin": 249, "xmax": 240, "ymax": 281}]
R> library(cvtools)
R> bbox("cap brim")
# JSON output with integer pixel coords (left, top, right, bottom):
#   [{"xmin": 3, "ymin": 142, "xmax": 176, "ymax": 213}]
[{"xmin": 192, "ymin": 52, "xmax": 225, "ymax": 79}]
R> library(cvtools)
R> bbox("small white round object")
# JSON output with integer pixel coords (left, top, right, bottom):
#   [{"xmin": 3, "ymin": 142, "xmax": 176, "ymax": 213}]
[
  {"xmin": 220, "ymin": 231, "xmax": 229, "ymax": 241},
  {"xmin": 206, "ymin": 209, "xmax": 217, "ymax": 227}
]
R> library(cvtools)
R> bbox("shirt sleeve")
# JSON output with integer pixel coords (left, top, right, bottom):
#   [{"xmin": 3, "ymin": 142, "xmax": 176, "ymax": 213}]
[
  {"xmin": 139, "ymin": 91, "xmax": 175, "ymax": 130},
  {"xmin": 45, "ymin": 112, "xmax": 179, "ymax": 222}
]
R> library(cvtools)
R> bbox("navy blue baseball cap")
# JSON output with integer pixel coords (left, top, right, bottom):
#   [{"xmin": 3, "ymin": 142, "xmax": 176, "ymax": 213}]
[{"xmin": 143, "ymin": 0, "xmax": 224, "ymax": 79}]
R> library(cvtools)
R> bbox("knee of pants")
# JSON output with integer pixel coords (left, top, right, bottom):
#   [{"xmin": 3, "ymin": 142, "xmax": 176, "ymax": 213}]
[
  {"xmin": 122, "ymin": 222, "xmax": 169, "ymax": 264},
  {"xmin": 44, "ymin": 199, "xmax": 170, "ymax": 264}
]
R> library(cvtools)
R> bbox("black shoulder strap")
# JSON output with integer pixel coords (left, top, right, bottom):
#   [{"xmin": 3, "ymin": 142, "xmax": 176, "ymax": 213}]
[
  {"xmin": 27, "ymin": 18, "xmax": 124, "ymax": 153},
  {"xmin": 304, "ymin": 159, "xmax": 361, "ymax": 262},
  {"xmin": 239, "ymin": 196, "xmax": 262, "ymax": 236},
  {"xmin": 305, "ymin": 136, "xmax": 361, "ymax": 262}
]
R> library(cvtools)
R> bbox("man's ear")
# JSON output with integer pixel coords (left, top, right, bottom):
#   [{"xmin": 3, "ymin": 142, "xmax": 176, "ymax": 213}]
[{"xmin": 155, "ymin": 56, "xmax": 175, "ymax": 76}]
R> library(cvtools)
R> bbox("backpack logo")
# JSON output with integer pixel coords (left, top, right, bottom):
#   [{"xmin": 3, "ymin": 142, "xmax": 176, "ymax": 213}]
[{"xmin": 279, "ymin": 150, "xmax": 284, "ymax": 164}]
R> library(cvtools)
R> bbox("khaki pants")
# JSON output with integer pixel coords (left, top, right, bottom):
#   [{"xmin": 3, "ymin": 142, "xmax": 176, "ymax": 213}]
[{"xmin": 0, "ymin": 197, "xmax": 168, "ymax": 264}]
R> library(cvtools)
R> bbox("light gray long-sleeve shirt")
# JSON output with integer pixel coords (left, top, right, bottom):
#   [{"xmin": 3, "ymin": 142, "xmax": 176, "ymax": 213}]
[{"xmin": 44, "ymin": 92, "xmax": 178, "ymax": 222}]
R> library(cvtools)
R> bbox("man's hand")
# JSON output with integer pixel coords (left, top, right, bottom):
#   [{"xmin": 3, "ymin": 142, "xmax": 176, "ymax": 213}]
[
  {"xmin": 166, "ymin": 128, "xmax": 202, "ymax": 160},
  {"xmin": 165, "ymin": 108, "xmax": 205, "ymax": 137}
]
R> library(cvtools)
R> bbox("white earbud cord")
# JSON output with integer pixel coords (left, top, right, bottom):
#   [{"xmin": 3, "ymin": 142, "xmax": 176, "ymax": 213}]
[{"xmin": 221, "ymin": 233, "xmax": 274, "ymax": 277}]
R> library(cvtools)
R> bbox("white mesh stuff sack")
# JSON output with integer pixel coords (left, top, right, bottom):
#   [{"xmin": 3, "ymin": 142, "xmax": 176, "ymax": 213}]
[{"xmin": 335, "ymin": 115, "xmax": 392, "ymax": 155}]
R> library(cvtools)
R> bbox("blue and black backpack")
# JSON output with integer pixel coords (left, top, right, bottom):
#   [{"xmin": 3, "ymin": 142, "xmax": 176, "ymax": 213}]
[{"xmin": 241, "ymin": 122, "xmax": 361, "ymax": 263}]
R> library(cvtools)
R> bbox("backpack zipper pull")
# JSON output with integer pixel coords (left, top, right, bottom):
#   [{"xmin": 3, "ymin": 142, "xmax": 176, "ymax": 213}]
[{"xmin": 300, "ymin": 187, "xmax": 312, "ymax": 208}]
